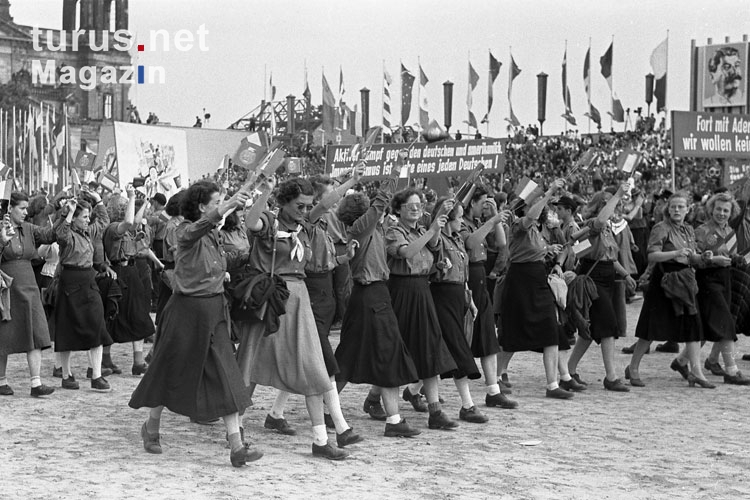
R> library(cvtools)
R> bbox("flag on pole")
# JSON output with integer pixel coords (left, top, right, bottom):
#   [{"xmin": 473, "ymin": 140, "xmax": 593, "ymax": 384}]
[
  {"xmin": 232, "ymin": 131, "xmax": 269, "ymax": 169},
  {"xmin": 419, "ymin": 64, "xmax": 429, "ymax": 130},
  {"xmin": 74, "ymin": 150, "xmax": 96, "ymax": 171},
  {"xmin": 600, "ymin": 42, "xmax": 625, "ymax": 123},
  {"xmin": 302, "ymin": 68, "xmax": 311, "ymax": 103},
  {"xmin": 561, "ymin": 48, "xmax": 576, "ymax": 125},
  {"xmin": 572, "ymin": 238, "xmax": 594, "ymax": 258},
  {"xmin": 400, "ymin": 63, "xmax": 415, "ymax": 126},
  {"xmin": 383, "ymin": 68, "xmax": 393, "ymax": 130},
  {"xmin": 482, "ymin": 52, "xmax": 501, "ymax": 124},
  {"xmin": 583, "ymin": 48, "xmax": 601, "ymax": 126},
  {"xmin": 339, "ymin": 66, "xmax": 345, "ymax": 108},
  {"xmin": 322, "ymin": 72, "xmax": 336, "ymax": 132},
  {"xmin": 466, "ymin": 61, "xmax": 480, "ymax": 129},
  {"xmin": 269, "ymin": 72, "xmax": 276, "ymax": 101},
  {"xmin": 514, "ymin": 176, "xmax": 538, "ymax": 201},
  {"xmin": 616, "ymin": 149, "xmax": 641, "ymax": 173},
  {"xmin": 505, "ymin": 54, "xmax": 521, "ymax": 127},
  {"xmin": 575, "ymin": 148, "xmax": 597, "ymax": 170},
  {"xmin": 0, "ymin": 179, "xmax": 12, "ymax": 200},
  {"xmin": 650, "ymin": 37, "xmax": 668, "ymax": 112}
]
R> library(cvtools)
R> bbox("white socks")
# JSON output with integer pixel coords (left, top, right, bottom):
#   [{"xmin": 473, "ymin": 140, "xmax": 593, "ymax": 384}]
[
  {"xmin": 30, "ymin": 376, "xmax": 41, "ymax": 388},
  {"xmin": 486, "ymin": 383, "xmax": 501, "ymax": 396},
  {"xmin": 312, "ymin": 424, "xmax": 327, "ymax": 446},
  {"xmin": 547, "ymin": 382, "xmax": 559, "ymax": 390},
  {"xmin": 385, "ymin": 414, "xmax": 401, "ymax": 425}
]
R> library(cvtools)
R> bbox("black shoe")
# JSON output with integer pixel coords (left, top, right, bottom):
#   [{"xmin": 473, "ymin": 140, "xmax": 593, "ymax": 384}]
[
  {"xmin": 559, "ymin": 378, "xmax": 587, "ymax": 392},
  {"xmin": 402, "ymin": 387, "xmax": 428, "ymax": 412},
  {"xmin": 496, "ymin": 379, "xmax": 512, "ymax": 394},
  {"xmin": 132, "ymin": 363, "xmax": 148, "ymax": 376},
  {"xmin": 145, "ymin": 351, "xmax": 153, "ymax": 364},
  {"xmin": 0, "ymin": 384, "xmax": 13, "ymax": 396},
  {"xmin": 655, "ymin": 341, "xmax": 679, "ymax": 353},
  {"xmin": 704, "ymin": 359, "xmax": 726, "ymax": 377},
  {"xmin": 86, "ymin": 367, "xmax": 114, "ymax": 379},
  {"xmin": 428, "ymin": 410, "xmax": 459, "ymax": 430},
  {"xmin": 501, "ymin": 373, "xmax": 513, "ymax": 388},
  {"xmin": 384, "ymin": 418, "xmax": 421, "ymax": 438},
  {"xmin": 571, "ymin": 373, "xmax": 588, "ymax": 386},
  {"xmin": 144, "ymin": 335, "xmax": 155, "ymax": 344},
  {"xmin": 724, "ymin": 371, "xmax": 750, "ymax": 385},
  {"xmin": 312, "ymin": 442, "xmax": 349, "ymax": 460},
  {"xmin": 91, "ymin": 377, "xmax": 111, "ymax": 392},
  {"xmin": 102, "ymin": 361, "xmax": 122, "ymax": 375},
  {"xmin": 30, "ymin": 384, "xmax": 55, "ymax": 397},
  {"xmin": 264, "ymin": 414, "xmax": 297, "ymax": 436},
  {"xmin": 230, "ymin": 444, "xmax": 263, "ymax": 466},
  {"xmin": 458, "ymin": 406, "xmax": 488, "ymax": 423},
  {"xmin": 52, "ymin": 367, "xmax": 62, "ymax": 378},
  {"xmin": 743, "ymin": 354, "xmax": 750, "ymax": 361},
  {"xmin": 324, "ymin": 413, "xmax": 335, "ymax": 429},
  {"xmin": 485, "ymin": 392, "xmax": 519, "ymax": 409},
  {"xmin": 545, "ymin": 388, "xmax": 574, "ymax": 399},
  {"xmin": 141, "ymin": 422, "xmax": 162, "ymax": 454},
  {"xmin": 625, "ymin": 366, "xmax": 645, "ymax": 387},
  {"xmin": 61, "ymin": 376, "xmax": 79, "ymax": 390},
  {"xmin": 336, "ymin": 428, "xmax": 364, "ymax": 447},
  {"xmin": 687, "ymin": 373, "xmax": 716, "ymax": 389},
  {"xmin": 603, "ymin": 377, "xmax": 630, "ymax": 392},
  {"xmin": 670, "ymin": 359, "xmax": 690, "ymax": 380},
  {"xmin": 362, "ymin": 397, "xmax": 387, "ymax": 421},
  {"xmin": 621, "ymin": 342, "xmax": 636, "ymax": 354}
]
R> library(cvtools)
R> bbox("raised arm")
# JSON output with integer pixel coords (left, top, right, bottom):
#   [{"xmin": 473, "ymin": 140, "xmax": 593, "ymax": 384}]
[
  {"xmin": 308, "ymin": 162, "xmax": 365, "ymax": 224},
  {"xmin": 113, "ymin": 186, "xmax": 137, "ymax": 236},
  {"xmin": 245, "ymin": 178, "xmax": 276, "ymax": 232}
]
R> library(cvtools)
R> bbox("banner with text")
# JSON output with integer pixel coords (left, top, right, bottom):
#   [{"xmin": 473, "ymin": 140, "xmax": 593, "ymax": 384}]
[
  {"xmin": 672, "ymin": 110, "xmax": 750, "ymax": 159},
  {"xmin": 325, "ymin": 139, "xmax": 505, "ymax": 180}
]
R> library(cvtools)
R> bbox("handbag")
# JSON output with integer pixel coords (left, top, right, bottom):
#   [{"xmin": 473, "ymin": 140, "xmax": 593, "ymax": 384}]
[{"xmin": 42, "ymin": 274, "xmax": 59, "ymax": 309}]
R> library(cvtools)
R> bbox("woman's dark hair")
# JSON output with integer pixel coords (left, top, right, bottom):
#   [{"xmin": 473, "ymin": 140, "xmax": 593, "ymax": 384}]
[
  {"xmin": 165, "ymin": 191, "xmax": 185, "ymax": 217},
  {"xmin": 337, "ymin": 192, "xmax": 370, "ymax": 226},
  {"xmin": 431, "ymin": 196, "xmax": 460, "ymax": 222},
  {"xmin": 391, "ymin": 187, "xmax": 422, "ymax": 216},
  {"xmin": 276, "ymin": 178, "xmax": 314, "ymax": 205},
  {"xmin": 27, "ymin": 194, "xmax": 47, "ymax": 218},
  {"xmin": 222, "ymin": 210, "xmax": 240, "ymax": 232},
  {"xmin": 73, "ymin": 199, "xmax": 92, "ymax": 218},
  {"xmin": 180, "ymin": 181, "xmax": 220, "ymax": 222},
  {"xmin": 10, "ymin": 191, "xmax": 29, "ymax": 208},
  {"xmin": 469, "ymin": 187, "xmax": 488, "ymax": 207}
]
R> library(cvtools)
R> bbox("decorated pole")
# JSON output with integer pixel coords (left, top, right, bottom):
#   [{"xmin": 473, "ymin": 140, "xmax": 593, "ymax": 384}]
[
  {"xmin": 360, "ymin": 87, "xmax": 370, "ymax": 135},
  {"xmin": 645, "ymin": 73, "xmax": 654, "ymax": 116},
  {"xmin": 443, "ymin": 80, "xmax": 453, "ymax": 134},
  {"xmin": 286, "ymin": 95, "xmax": 295, "ymax": 136},
  {"xmin": 537, "ymin": 72, "xmax": 548, "ymax": 136}
]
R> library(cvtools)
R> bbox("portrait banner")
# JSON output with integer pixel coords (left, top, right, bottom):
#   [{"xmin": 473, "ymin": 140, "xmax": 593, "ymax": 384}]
[{"xmin": 697, "ymin": 42, "xmax": 748, "ymax": 110}]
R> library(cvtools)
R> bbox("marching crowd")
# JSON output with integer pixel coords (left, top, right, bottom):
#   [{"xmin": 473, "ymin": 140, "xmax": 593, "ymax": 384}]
[{"xmin": 1, "ymin": 129, "xmax": 750, "ymax": 468}]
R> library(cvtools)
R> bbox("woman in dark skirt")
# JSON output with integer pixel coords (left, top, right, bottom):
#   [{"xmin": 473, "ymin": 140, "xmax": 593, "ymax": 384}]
[
  {"xmin": 54, "ymin": 198, "xmax": 113, "ymax": 393},
  {"xmin": 566, "ymin": 184, "xmax": 633, "ymax": 392},
  {"xmin": 334, "ymin": 158, "xmax": 421, "ymax": 438},
  {"xmin": 694, "ymin": 193, "xmax": 750, "ymax": 385},
  {"xmin": 627, "ymin": 193, "xmax": 712, "ymax": 388},
  {"xmin": 129, "ymin": 182, "xmax": 261, "ymax": 468},
  {"xmin": 155, "ymin": 192, "xmax": 184, "ymax": 327},
  {"xmin": 429, "ymin": 198, "xmax": 489, "ymax": 424},
  {"xmin": 460, "ymin": 188, "xmax": 518, "ymax": 409},
  {"xmin": 103, "ymin": 189, "xmax": 154, "ymax": 375},
  {"xmin": 385, "ymin": 188, "xmax": 459, "ymax": 430},
  {"xmin": 0, "ymin": 192, "xmax": 56, "ymax": 397},
  {"xmin": 500, "ymin": 179, "xmax": 574, "ymax": 399}
]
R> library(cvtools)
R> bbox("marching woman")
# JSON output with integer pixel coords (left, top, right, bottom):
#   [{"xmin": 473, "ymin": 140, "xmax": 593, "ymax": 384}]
[
  {"xmin": 694, "ymin": 192, "xmax": 750, "ymax": 385},
  {"xmin": 500, "ymin": 179, "xmax": 574, "ymax": 399},
  {"xmin": 0, "ymin": 192, "xmax": 57, "ymax": 397},
  {"xmin": 429, "ymin": 198, "xmax": 490, "ymax": 423},
  {"xmin": 103, "ymin": 189, "xmax": 154, "ymax": 376},
  {"xmin": 461, "ymin": 189, "xmax": 518, "ymax": 408},
  {"xmin": 566, "ymin": 184, "xmax": 633, "ymax": 392},
  {"xmin": 236, "ymin": 177, "xmax": 353, "ymax": 460},
  {"xmin": 334, "ymin": 156, "xmax": 421, "ymax": 437},
  {"xmin": 54, "ymin": 198, "xmax": 113, "ymax": 392},
  {"xmin": 627, "ymin": 193, "xmax": 712, "ymax": 388},
  {"xmin": 154, "ymin": 191, "xmax": 184, "ymax": 327},
  {"xmin": 129, "ymin": 182, "xmax": 262, "ymax": 468},
  {"xmin": 220, "ymin": 208, "xmax": 251, "ymax": 343},
  {"xmin": 385, "ymin": 188, "xmax": 459, "ymax": 430}
]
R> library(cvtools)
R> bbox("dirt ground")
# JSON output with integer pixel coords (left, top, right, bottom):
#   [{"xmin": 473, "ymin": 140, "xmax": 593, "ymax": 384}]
[{"xmin": 1, "ymin": 298, "xmax": 750, "ymax": 500}]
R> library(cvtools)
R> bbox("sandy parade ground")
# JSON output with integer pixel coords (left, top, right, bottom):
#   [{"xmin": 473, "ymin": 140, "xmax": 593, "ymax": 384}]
[{"xmin": 1, "ymin": 299, "xmax": 750, "ymax": 500}]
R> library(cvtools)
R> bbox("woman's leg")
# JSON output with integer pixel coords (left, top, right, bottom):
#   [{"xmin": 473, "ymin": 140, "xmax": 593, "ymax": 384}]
[
  {"xmin": 543, "ymin": 345, "xmax": 559, "ymax": 388},
  {"xmin": 719, "ymin": 340, "xmax": 739, "ymax": 376},
  {"xmin": 558, "ymin": 349, "xmax": 572, "ymax": 380},
  {"xmin": 88, "ymin": 346, "xmax": 103, "ymax": 379},
  {"xmin": 454, "ymin": 376, "xmax": 474, "ymax": 409},
  {"xmin": 147, "ymin": 405, "xmax": 164, "ymax": 433},
  {"xmin": 685, "ymin": 341, "xmax": 708, "ymax": 379},
  {"xmin": 133, "ymin": 340, "xmax": 145, "ymax": 366},
  {"xmin": 567, "ymin": 337, "xmax": 592, "ymax": 378},
  {"xmin": 600, "ymin": 337, "xmax": 618, "ymax": 381},
  {"xmin": 0, "ymin": 354, "xmax": 7, "ymax": 386},
  {"xmin": 26, "ymin": 349, "xmax": 42, "ymax": 387},
  {"xmin": 60, "ymin": 351, "xmax": 72, "ymax": 379},
  {"xmin": 323, "ymin": 377, "xmax": 350, "ymax": 434},
  {"xmin": 627, "ymin": 339, "xmax": 652, "ymax": 379}
]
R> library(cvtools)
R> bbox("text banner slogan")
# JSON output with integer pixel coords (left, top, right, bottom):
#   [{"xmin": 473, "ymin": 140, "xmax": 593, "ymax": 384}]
[
  {"xmin": 325, "ymin": 139, "xmax": 505, "ymax": 180},
  {"xmin": 672, "ymin": 110, "xmax": 750, "ymax": 158}
]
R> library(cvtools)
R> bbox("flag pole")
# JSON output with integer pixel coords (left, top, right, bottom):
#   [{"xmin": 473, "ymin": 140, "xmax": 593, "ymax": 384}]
[
  {"xmin": 587, "ymin": 38, "xmax": 591, "ymax": 135},
  {"xmin": 486, "ymin": 48, "xmax": 490, "ymax": 138},
  {"xmin": 609, "ymin": 35, "xmax": 614, "ymax": 132},
  {"xmin": 381, "ymin": 59, "xmax": 385, "ymax": 143},
  {"xmin": 466, "ymin": 50, "xmax": 470, "ymax": 136},
  {"xmin": 665, "ymin": 29, "xmax": 670, "ymax": 127},
  {"xmin": 12, "ymin": 106, "xmax": 16, "ymax": 181},
  {"xmin": 563, "ymin": 40, "xmax": 568, "ymax": 134},
  {"xmin": 417, "ymin": 56, "xmax": 421, "ymax": 133}
]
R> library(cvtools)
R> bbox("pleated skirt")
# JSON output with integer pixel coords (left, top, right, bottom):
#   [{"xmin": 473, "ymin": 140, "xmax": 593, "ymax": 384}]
[
  {"xmin": 697, "ymin": 266, "xmax": 736, "ymax": 342},
  {"xmin": 54, "ymin": 267, "xmax": 112, "ymax": 352},
  {"xmin": 108, "ymin": 264, "xmax": 155, "ymax": 343},
  {"xmin": 578, "ymin": 260, "xmax": 619, "ymax": 343},
  {"xmin": 467, "ymin": 263, "xmax": 501, "ymax": 357},
  {"xmin": 0, "ymin": 260, "xmax": 51, "ymax": 355},
  {"xmin": 304, "ymin": 271, "xmax": 339, "ymax": 376},
  {"xmin": 430, "ymin": 282, "xmax": 481, "ymax": 380}
]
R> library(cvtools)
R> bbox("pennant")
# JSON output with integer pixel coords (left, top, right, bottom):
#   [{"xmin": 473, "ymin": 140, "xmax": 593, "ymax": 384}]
[
  {"xmin": 561, "ymin": 48, "xmax": 576, "ymax": 125},
  {"xmin": 616, "ymin": 149, "xmax": 641, "ymax": 173},
  {"xmin": 419, "ymin": 64, "xmax": 429, "ymax": 130},
  {"xmin": 339, "ymin": 66, "xmax": 345, "ymax": 108},
  {"xmin": 600, "ymin": 43, "xmax": 613, "ymax": 84},
  {"xmin": 650, "ymin": 37, "xmax": 668, "ymax": 112},
  {"xmin": 232, "ymin": 131, "xmax": 269, "ymax": 169},
  {"xmin": 454, "ymin": 163, "xmax": 486, "ymax": 207},
  {"xmin": 482, "ymin": 51, "xmax": 502, "ymax": 124},
  {"xmin": 322, "ymin": 72, "xmax": 336, "ymax": 132},
  {"xmin": 575, "ymin": 148, "xmax": 597, "ymax": 169},
  {"xmin": 610, "ymin": 96, "xmax": 625, "ymax": 123},
  {"xmin": 71, "ymin": 168, "xmax": 81, "ymax": 190},
  {"xmin": 0, "ymin": 179, "xmax": 11, "ymax": 200},
  {"xmin": 74, "ymin": 150, "xmax": 96, "ymax": 171},
  {"xmin": 514, "ymin": 176, "xmax": 538, "ymax": 201},
  {"xmin": 302, "ymin": 80, "xmax": 311, "ymax": 103},
  {"xmin": 465, "ymin": 61, "xmax": 480, "ymax": 129},
  {"xmin": 573, "ymin": 238, "xmax": 594, "ymax": 257},
  {"xmin": 583, "ymin": 48, "xmax": 601, "ymax": 126},
  {"xmin": 269, "ymin": 72, "xmax": 276, "ymax": 101},
  {"xmin": 383, "ymin": 68, "xmax": 393, "ymax": 130},
  {"xmin": 400, "ymin": 63, "xmax": 415, "ymax": 126},
  {"xmin": 505, "ymin": 55, "xmax": 521, "ymax": 127}
]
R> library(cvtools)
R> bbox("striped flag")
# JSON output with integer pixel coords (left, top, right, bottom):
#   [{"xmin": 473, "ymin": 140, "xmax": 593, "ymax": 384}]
[
  {"xmin": 561, "ymin": 48, "xmax": 576, "ymax": 125},
  {"xmin": 400, "ymin": 63, "xmax": 415, "ymax": 126},
  {"xmin": 583, "ymin": 47, "xmax": 601, "ymax": 126},
  {"xmin": 724, "ymin": 233, "xmax": 737, "ymax": 254},
  {"xmin": 616, "ymin": 148, "xmax": 641, "ymax": 173},
  {"xmin": 322, "ymin": 72, "xmax": 336, "ymax": 132},
  {"xmin": 419, "ymin": 64, "xmax": 429, "ymax": 130},
  {"xmin": 466, "ymin": 61, "xmax": 480, "ymax": 129},
  {"xmin": 482, "ymin": 51, "xmax": 501, "ymax": 124},
  {"xmin": 600, "ymin": 42, "xmax": 625, "ymax": 123},
  {"xmin": 383, "ymin": 68, "xmax": 393, "ymax": 131},
  {"xmin": 650, "ymin": 37, "xmax": 668, "ymax": 112},
  {"xmin": 339, "ymin": 66, "xmax": 345, "ymax": 108},
  {"xmin": 514, "ymin": 176, "xmax": 538, "ymax": 201},
  {"xmin": 505, "ymin": 54, "xmax": 521, "ymax": 127},
  {"xmin": 575, "ymin": 148, "xmax": 597, "ymax": 169}
]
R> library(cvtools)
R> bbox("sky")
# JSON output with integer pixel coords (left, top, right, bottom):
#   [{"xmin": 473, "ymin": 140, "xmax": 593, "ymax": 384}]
[{"xmin": 12, "ymin": 0, "xmax": 750, "ymax": 136}]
